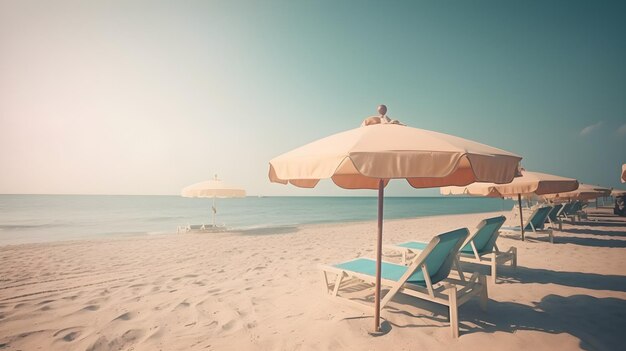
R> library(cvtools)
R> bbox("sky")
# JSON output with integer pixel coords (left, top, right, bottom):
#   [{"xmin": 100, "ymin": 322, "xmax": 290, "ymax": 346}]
[{"xmin": 1, "ymin": 0, "xmax": 625, "ymax": 196}]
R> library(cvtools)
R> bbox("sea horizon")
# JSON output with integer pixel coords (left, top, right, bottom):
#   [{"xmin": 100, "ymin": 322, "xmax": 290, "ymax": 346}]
[{"xmin": 0, "ymin": 194, "xmax": 513, "ymax": 245}]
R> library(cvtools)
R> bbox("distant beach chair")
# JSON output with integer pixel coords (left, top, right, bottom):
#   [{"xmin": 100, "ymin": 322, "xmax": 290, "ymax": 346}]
[
  {"xmin": 501, "ymin": 206, "xmax": 554, "ymax": 243},
  {"xmin": 558, "ymin": 202, "xmax": 573, "ymax": 220},
  {"xmin": 176, "ymin": 224, "xmax": 223, "ymax": 234},
  {"xmin": 560, "ymin": 201, "xmax": 585, "ymax": 222},
  {"xmin": 572, "ymin": 201, "xmax": 587, "ymax": 220},
  {"xmin": 388, "ymin": 216, "xmax": 516, "ymax": 284},
  {"xmin": 546, "ymin": 204, "xmax": 564, "ymax": 230},
  {"xmin": 319, "ymin": 228, "xmax": 488, "ymax": 338}
]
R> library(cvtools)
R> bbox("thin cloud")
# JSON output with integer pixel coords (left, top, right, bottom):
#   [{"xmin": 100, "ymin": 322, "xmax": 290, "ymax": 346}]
[
  {"xmin": 617, "ymin": 123, "xmax": 626, "ymax": 136},
  {"xmin": 579, "ymin": 121, "xmax": 604, "ymax": 136}
]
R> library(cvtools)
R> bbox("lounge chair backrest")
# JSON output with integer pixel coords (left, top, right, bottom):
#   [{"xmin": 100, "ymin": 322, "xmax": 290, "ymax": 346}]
[
  {"xmin": 548, "ymin": 204, "xmax": 563, "ymax": 222},
  {"xmin": 569, "ymin": 201, "xmax": 582, "ymax": 213},
  {"xmin": 560, "ymin": 202, "xmax": 572, "ymax": 216},
  {"xmin": 467, "ymin": 216, "xmax": 506, "ymax": 254},
  {"xmin": 408, "ymin": 228, "xmax": 469, "ymax": 285},
  {"xmin": 526, "ymin": 206, "xmax": 552, "ymax": 230}
]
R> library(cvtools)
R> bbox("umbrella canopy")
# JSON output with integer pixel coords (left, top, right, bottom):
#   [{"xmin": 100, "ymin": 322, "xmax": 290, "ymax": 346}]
[
  {"xmin": 440, "ymin": 170, "xmax": 578, "ymax": 240},
  {"xmin": 181, "ymin": 175, "xmax": 246, "ymax": 227},
  {"xmin": 612, "ymin": 189, "xmax": 626, "ymax": 197},
  {"xmin": 182, "ymin": 178, "xmax": 246, "ymax": 198},
  {"xmin": 622, "ymin": 164, "xmax": 626, "ymax": 183},
  {"xmin": 440, "ymin": 170, "xmax": 579, "ymax": 198},
  {"xmin": 268, "ymin": 105, "xmax": 522, "ymax": 332},
  {"xmin": 269, "ymin": 121, "xmax": 521, "ymax": 190},
  {"xmin": 545, "ymin": 183, "xmax": 612, "ymax": 201}
]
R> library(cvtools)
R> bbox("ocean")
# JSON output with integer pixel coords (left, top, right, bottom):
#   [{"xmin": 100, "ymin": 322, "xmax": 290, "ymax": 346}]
[{"xmin": 0, "ymin": 195, "xmax": 513, "ymax": 245}]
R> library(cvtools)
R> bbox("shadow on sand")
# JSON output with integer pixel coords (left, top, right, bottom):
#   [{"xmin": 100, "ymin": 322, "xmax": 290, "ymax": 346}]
[
  {"xmin": 387, "ymin": 291, "xmax": 626, "ymax": 350},
  {"xmin": 463, "ymin": 294, "xmax": 626, "ymax": 350},
  {"xmin": 552, "ymin": 236, "xmax": 626, "ymax": 248},
  {"xmin": 567, "ymin": 220, "xmax": 626, "ymax": 228},
  {"xmin": 460, "ymin": 262, "xmax": 626, "ymax": 292},
  {"xmin": 561, "ymin": 228, "xmax": 626, "ymax": 237},
  {"xmin": 498, "ymin": 233, "xmax": 626, "ymax": 248}
]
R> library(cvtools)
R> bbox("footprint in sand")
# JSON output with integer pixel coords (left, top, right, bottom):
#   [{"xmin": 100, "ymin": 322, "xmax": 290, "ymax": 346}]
[
  {"xmin": 206, "ymin": 288, "xmax": 221, "ymax": 296},
  {"xmin": 221, "ymin": 319, "xmax": 237, "ymax": 331},
  {"xmin": 82, "ymin": 305, "xmax": 100, "ymax": 311},
  {"xmin": 174, "ymin": 301, "xmax": 190, "ymax": 310},
  {"xmin": 53, "ymin": 327, "xmax": 82, "ymax": 342},
  {"xmin": 86, "ymin": 329, "xmax": 145, "ymax": 351},
  {"xmin": 113, "ymin": 311, "xmax": 138, "ymax": 322}
]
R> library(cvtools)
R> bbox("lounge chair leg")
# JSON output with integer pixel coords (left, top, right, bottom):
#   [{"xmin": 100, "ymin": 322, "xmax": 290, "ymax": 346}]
[
  {"xmin": 479, "ymin": 274, "xmax": 488, "ymax": 312},
  {"xmin": 491, "ymin": 253, "xmax": 497, "ymax": 285},
  {"xmin": 321, "ymin": 271, "xmax": 330, "ymax": 293},
  {"xmin": 512, "ymin": 247, "xmax": 517, "ymax": 269},
  {"xmin": 454, "ymin": 256, "xmax": 465, "ymax": 282},
  {"xmin": 549, "ymin": 231, "xmax": 554, "ymax": 244},
  {"xmin": 332, "ymin": 273, "xmax": 344, "ymax": 297},
  {"xmin": 448, "ymin": 285, "xmax": 459, "ymax": 338}
]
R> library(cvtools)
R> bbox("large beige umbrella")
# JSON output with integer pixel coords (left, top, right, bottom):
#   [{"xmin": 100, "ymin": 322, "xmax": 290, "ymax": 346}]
[
  {"xmin": 269, "ymin": 105, "xmax": 522, "ymax": 332},
  {"xmin": 622, "ymin": 164, "xmax": 626, "ymax": 183},
  {"xmin": 181, "ymin": 175, "xmax": 246, "ymax": 227},
  {"xmin": 441, "ymin": 170, "xmax": 579, "ymax": 240}
]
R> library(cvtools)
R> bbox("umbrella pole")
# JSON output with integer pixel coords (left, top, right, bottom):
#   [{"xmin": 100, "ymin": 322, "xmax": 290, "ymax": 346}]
[
  {"xmin": 212, "ymin": 197, "xmax": 216, "ymax": 227},
  {"xmin": 374, "ymin": 179, "xmax": 384, "ymax": 332},
  {"xmin": 518, "ymin": 194, "xmax": 524, "ymax": 241}
]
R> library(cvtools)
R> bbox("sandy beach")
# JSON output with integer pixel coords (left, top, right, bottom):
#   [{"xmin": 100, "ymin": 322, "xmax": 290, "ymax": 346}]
[{"xmin": 1, "ymin": 210, "xmax": 625, "ymax": 350}]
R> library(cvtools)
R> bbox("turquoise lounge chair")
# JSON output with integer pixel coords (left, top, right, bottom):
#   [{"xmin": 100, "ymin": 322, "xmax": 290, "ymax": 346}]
[
  {"xmin": 546, "ymin": 204, "xmax": 564, "ymax": 230},
  {"xmin": 565, "ymin": 201, "xmax": 587, "ymax": 221},
  {"xmin": 558, "ymin": 202, "xmax": 573, "ymax": 219},
  {"xmin": 388, "ymin": 216, "xmax": 516, "ymax": 284},
  {"xmin": 320, "ymin": 228, "xmax": 488, "ymax": 338},
  {"xmin": 501, "ymin": 206, "xmax": 554, "ymax": 243}
]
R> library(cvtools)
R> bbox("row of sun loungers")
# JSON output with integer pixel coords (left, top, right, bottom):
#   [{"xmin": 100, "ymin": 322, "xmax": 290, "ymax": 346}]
[{"xmin": 500, "ymin": 200, "xmax": 589, "ymax": 243}]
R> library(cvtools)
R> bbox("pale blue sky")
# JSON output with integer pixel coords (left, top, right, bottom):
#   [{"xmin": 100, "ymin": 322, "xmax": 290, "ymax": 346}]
[{"xmin": 1, "ymin": 0, "xmax": 625, "ymax": 196}]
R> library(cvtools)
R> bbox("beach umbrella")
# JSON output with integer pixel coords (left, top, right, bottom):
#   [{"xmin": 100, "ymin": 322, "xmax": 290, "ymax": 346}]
[
  {"xmin": 440, "ymin": 170, "xmax": 579, "ymax": 240},
  {"xmin": 545, "ymin": 183, "xmax": 612, "ymax": 202},
  {"xmin": 622, "ymin": 164, "xmax": 625, "ymax": 183},
  {"xmin": 611, "ymin": 189, "xmax": 626, "ymax": 197},
  {"xmin": 268, "ymin": 105, "xmax": 522, "ymax": 332},
  {"xmin": 181, "ymin": 175, "xmax": 246, "ymax": 227}
]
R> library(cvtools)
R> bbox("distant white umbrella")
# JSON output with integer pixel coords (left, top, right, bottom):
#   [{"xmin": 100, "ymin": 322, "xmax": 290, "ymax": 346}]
[{"xmin": 181, "ymin": 175, "xmax": 246, "ymax": 227}]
